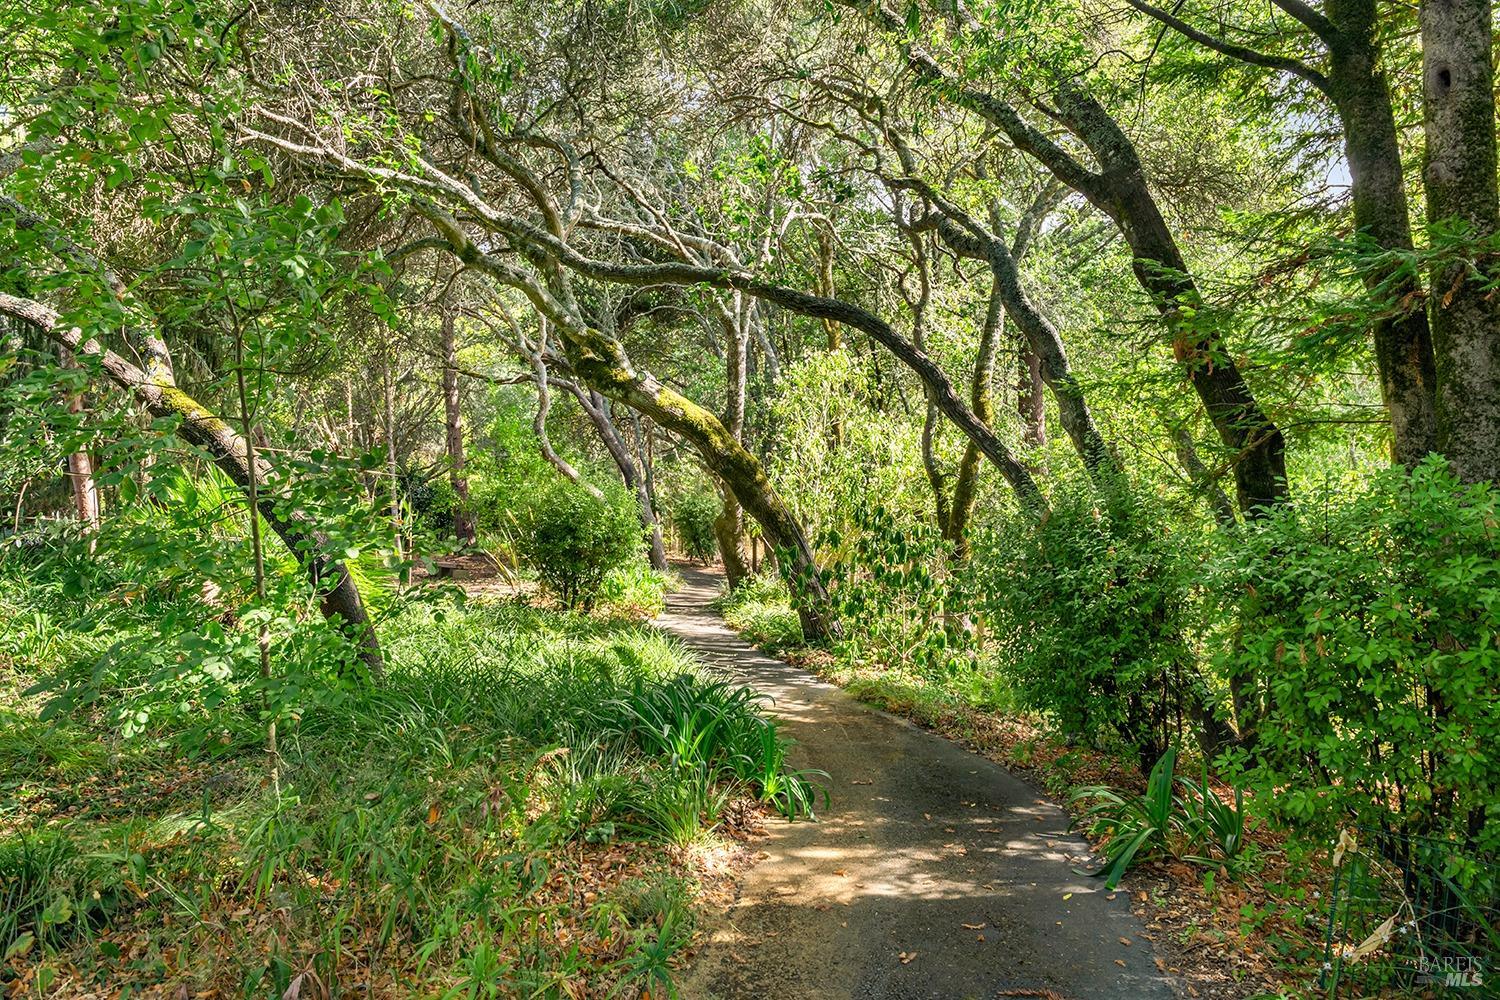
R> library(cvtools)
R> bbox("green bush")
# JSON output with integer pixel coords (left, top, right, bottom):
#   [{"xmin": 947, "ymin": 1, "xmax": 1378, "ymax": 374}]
[
  {"xmin": 408, "ymin": 475, "xmax": 461, "ymax": 536},
  {"xmin": 1211, "ymin": 457, "xmax": 1500, "ymax": 878},
  {"xmin": 974, "ymin": 479, "xmax": 1200, "ymax": 766},
  {"xmin": 712, "ymin": 572, "xmax": 805, "ymax": 652},
  {"xmin": 598, "ymin": 562, "xmax": 672, "ymax": 619},
  {"xmin": 516, "ymin": 478, "xmax": 643, "ymax": 609},
  {"xmin": 670, "ymin": 490, "xmax": 719, "ymax": 563}
]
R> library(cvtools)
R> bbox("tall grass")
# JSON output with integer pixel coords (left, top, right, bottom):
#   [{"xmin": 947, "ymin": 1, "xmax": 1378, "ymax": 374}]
[{"xmin": 0, "ymin": 553, "xmax": 809, "ymax": 997}]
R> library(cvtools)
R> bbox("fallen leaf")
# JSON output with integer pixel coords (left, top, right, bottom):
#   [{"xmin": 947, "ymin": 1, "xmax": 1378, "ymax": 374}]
[
  {"xmin": 962, "ymin": 922, "xmax": 986, "ymax": 930},
  {"xmin": 898, "ymin": 950, "xmax": 917, "ymax": 965}
]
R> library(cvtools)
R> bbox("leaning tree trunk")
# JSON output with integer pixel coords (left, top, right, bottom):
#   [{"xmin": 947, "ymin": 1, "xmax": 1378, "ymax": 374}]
[
  {"xmin": 0, "ymin": 293, "xmax": 385, "ymax": 675},
  {"xmin": 947, "ymin": 281, "xmax": 1004, "ymax": 552},
  {"xmin": 1420, "ymin": 0, "xmax": 1500, "ymax": 482},
  {"xmin": 560, "ymin": 326, "xmax": 833, "ymax": 639},
  {"xmin": 439, "ymin": 294, "xmax": 477, "ymax": 546},
  {"xmin": 425, "ymin": 206, "xmax": 838, "ymax": 638},
  {"xmin": 1053, "ymin": 83, "xmax": 1287, "ymax": 512}
]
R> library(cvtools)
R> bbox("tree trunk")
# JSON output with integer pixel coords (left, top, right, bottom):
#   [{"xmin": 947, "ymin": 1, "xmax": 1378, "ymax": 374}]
[
  {"xmin": 947, "ymin": 281, "xmax": 1003, "ymax": 552},
  {"xmin": 1017, "ymin": 339, "xmax": 1046, "ymax": 452},
  {"xmin": 61, "ymin": 348, "xmax": 101, "ymax": 531},
  {"xmin": 929, "ymin": 217, "xmax": 1118, "ymax": 485},
  {"xmin": 1, "ymin": 293, "xmax": 384, "ymax": 675},
  {"xmin": 863, "ymin": 4, "xmax": 1282, "ymax": 512},
  {"xmin": 566, "ymin": 341, "xmax": 833, "ymax": 640},
  {"xmin": 1054, "ymin": 82, "xmax": 1287, "ymax": 511},
  {"xmin": 715, "ymin": 298, "xmax": 753, "ymax": 586},
  {"xmin": 1103, "ymin": 176, "xmax": 1285, "ymax": 511},
  {"xmin": 713, "ymin": 485, "xmax": 752, "ymax": 588},
  {"xmin": 1326, "ymin": 0, "xmax": 1440, "ymax": 465},
  {"xmin": 1420, "ymin": 0, "xmax": 1500, "ymax": 482},
  {"xmin": 382, "ymin": 353, "xmax": 406, "ymax": 583},
  {"xmin": 427, "ymin": 210, "xmax": 836, "ymax": 636},
  {"xmin": 633, "ymin": 409, "xmax": 665, "ymax": 547},
  {"xmin": 439, "ymin": 293, "xmax": 477, "ymax": 546},
  {"xmin": 1170, "ymin": 425, "xmax": 1239, "ymax": 529},
  {"xmin": 572, "ymin": 385, "xmax": 669, "ymax": 571}
]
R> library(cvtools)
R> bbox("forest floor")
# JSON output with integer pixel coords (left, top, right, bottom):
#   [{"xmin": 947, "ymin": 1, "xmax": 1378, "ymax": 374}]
[{"xmin": 658, "ymin": 563, "xmax": 1179, "ymax": 1000}]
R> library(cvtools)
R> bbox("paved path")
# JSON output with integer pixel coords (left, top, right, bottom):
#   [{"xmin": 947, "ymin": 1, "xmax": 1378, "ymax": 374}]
[{"xmin": 660, "ymin": 564, "xmax": 1179, "ymax": 1000}]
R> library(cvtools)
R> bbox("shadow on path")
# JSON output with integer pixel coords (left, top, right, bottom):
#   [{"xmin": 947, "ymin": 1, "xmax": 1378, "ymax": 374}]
[{"xmin": 660, "ymin": 563, "xmax": 1180, "ymax": 1000}]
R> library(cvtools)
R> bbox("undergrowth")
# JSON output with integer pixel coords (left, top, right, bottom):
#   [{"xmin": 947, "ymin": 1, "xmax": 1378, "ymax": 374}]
[{"xmin": 0, "ymin": 550, "xmax": 810, "ymax": 998}]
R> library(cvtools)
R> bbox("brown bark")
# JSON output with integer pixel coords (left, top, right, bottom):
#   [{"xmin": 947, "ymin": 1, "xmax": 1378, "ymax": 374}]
[
  {"xmin": 0, "ymin": 292, "xmax": 384, "ymax": 675},
  {"xmin": 1325, "ymin": 0, "xmax": 1440, "ymax": 465},
  {"xmin": 1420, "ymin": 0, "xmax": 1500, "ymax": 482},
  {"xmin": 1053, "ymin": 83, "xmax": 1286, "ymax": 512},
  {"xmin": 904, "ymin": 231, "xmax": 952, "ymax": 535},
  {"xmin": 712, "ymin": 486, "xmax": 752, "ymax": 588},
  {"xmin": 1123, "ymin": 0, "xmax": 1440, "ymax": 465}
]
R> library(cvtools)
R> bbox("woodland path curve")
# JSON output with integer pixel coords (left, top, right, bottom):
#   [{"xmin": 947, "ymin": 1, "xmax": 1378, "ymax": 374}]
[{"xmin": 660, "ymin": 563, "xmax": 1180, "ymax": 1000}]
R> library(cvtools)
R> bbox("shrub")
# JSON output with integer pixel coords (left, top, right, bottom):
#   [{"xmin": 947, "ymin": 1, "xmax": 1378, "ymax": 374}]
[
  {"xmin": 597, "ymin": 563, "xmax": 672, "ymax": 620},
  {"xmin": 1211, "ymin": 457, "xmax": 1500, "ymax": 881},
  {"xmin": 515, "ymin": 479, "xmax": 643, "ymax": 609},
  {"xmin": 820, "ymin": 504, "xmax": 960, "ymax": 676},
  {"xmin": 974, "ymin": 478, "xmax": 1200, "ymax": 765},
  {"xmin": 670, "ymin": 490, "xmax": 719, "ymax": 563},
  {"xmin": 407, "ymin": 475, "xmax": 461, "ymax": 537},
  {"xmin": 712, "ymin": 572, "xmax": 804, "ymax": 652}
]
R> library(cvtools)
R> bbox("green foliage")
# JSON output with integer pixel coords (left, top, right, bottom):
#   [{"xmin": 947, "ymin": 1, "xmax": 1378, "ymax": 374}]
[
  {"xmin": 408, "ymin": 474, "xmax": 463, "ymax": 539},
  {"xmin": 0, "ymin": 553, "xmax": 809, "ymax": 992},
  {"xmin": 1211, "ymin": 458, "xmax": 1500, "ymax": 874},
  {"xmin": 1072, "ymin": 746, "xmax": 1183, "ymax": 890},
  {"xmin": 514, "ymin": 478, "xmax": 643, "ymax": 609},
  {"xmin": 597, "ymin": 673, "xmax": 825, "ymax": 819},
  {"xmin": 974, "ymin": 478, "xmax": 1199, "ymax": 764},
  {"xmin": 712, "ymin": 572, "xmax": 805, "ymax": 653},
  {"xmin": 670, "ymin": 490, "xmax": 719, "ymax": 563},
  {"xmin": 1072, "ymin": 746, "xmax": 1247, "ymax": 890},
  {"xmin": 821, "ymin": 504, "xmax": 963, "ymax": 676},
  {"xmin": 597, "ymin": 563, "xmax": 673, "ymax": 619}
]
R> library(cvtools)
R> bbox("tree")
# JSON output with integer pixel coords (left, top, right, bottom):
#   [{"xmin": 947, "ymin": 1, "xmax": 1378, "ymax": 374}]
[
  {"xmin": 1419, "ymin": 0, "xmax": 1500, "ymax": 483},
  {"xmin": 0, "ymin": 293, "xmax": 385, "ymax": 675}
]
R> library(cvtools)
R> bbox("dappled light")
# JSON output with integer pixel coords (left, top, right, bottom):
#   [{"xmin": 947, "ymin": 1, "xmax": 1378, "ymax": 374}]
[{"xmin": 3, "ymin": 0, "xmax": 1498, "ymax": 996}]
